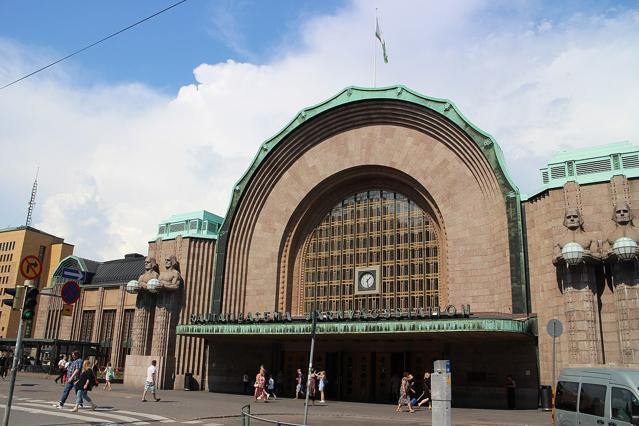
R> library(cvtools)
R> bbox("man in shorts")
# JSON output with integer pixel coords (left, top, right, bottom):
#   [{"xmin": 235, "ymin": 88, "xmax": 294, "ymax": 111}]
[{"xmin": 142, "ymin": 360, "xmax": 161, "ymax": 402}]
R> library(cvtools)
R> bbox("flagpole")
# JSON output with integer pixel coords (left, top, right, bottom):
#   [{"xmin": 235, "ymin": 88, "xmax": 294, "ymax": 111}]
[{"xmin": 373, "ymin": 9, "xmax": 377, "ymax": 87}]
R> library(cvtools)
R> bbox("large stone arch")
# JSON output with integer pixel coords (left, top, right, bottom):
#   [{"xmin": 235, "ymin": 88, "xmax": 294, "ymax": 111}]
[
  {"xmin": 278, "ymin": 165, "xmax": 447, "ymax": 314},
  {"xmin": 212, "ymin": 86, "xmax": 526, "ymax": 315}
]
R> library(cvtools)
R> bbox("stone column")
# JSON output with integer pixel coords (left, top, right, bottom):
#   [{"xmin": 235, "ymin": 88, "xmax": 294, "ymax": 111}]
[
  {"xmin": 130, "ymin": 292, "xmax": 155, "ymax": 356},
  {"xmin": 558, "ymin": 262, "xmax": 603, "ymax": 364},
  {"xmin": 150, "ymin": 292, "xmax": 180, "ymax": 356},
  {"xmin": 609, "ymin": 260, "xmax": 639, "ymax": 364}
]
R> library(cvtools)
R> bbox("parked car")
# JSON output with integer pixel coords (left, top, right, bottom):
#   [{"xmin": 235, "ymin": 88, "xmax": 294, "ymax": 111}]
[{"xmin": 554, "ymin": 367, "xmax": 639, "ymax": 426}]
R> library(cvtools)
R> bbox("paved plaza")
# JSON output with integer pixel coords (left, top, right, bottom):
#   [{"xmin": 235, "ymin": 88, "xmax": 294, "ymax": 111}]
[{"xmin": 0, "ymin": 376, "xmax": 552, "ymax": 425}]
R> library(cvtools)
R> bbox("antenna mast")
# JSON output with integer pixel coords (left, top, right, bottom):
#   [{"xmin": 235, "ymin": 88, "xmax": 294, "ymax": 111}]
[{"xmin": 25, "ymin": 168, "xmax": 39, "ymax": 227}]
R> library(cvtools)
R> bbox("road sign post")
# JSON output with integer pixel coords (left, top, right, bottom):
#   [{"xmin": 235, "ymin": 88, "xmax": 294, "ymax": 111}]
[
  {"xmin": 2, "ymin": 280, "xmax": 35, "ymax": 426},
  {"xmin": 546, "ymin": 319, "xmax": 564, "ymax": 399}
]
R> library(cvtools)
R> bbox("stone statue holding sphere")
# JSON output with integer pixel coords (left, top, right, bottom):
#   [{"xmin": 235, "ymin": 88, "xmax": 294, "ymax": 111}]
[
  {"xmin": 604, "ymin": 201, "xmax": 639, "ymax": 261},
  {"xmin": 157, "ymin": 255, "xmax": 183, "ymax": 291},
  {"xmin": 553, "ymin": 208, "xmax": 600, "ymax": 266}
]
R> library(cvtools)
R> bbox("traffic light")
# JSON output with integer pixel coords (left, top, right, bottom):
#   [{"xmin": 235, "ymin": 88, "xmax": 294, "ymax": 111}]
[
  {"xmin": 21, "ymin": 286, "xmax": 39, "ymax": 320},
  {"xmin": 3, "ymin": 285, "xmax": 25, "ymax": 310}
]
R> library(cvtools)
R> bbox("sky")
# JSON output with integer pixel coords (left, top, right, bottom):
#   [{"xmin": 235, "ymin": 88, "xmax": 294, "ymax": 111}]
[{"xmin": 1, "ymin": 0, "xmax": 639, "ymax": 261}]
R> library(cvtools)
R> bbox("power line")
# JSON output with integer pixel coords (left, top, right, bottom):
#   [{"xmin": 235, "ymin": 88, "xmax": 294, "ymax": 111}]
[{"xmin": 0, "ymin": 0, "xmax": 188, "ymax": 91}]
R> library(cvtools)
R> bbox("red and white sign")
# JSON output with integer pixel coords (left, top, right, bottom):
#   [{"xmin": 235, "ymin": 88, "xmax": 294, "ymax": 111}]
[{"xmin": 19, "ymin": 255, "xmax": 42, "ymax": 280}]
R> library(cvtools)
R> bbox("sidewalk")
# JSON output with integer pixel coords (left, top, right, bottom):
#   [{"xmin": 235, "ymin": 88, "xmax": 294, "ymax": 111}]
[{"xmin": 0, "ymin": 375, "xmax": 552, "ymax": 425}]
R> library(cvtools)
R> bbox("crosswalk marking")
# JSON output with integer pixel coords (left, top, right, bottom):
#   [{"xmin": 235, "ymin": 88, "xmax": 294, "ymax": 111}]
[
  {"xmin": 0, "ymin": 393, "xmax": 176, "ymax": 423},
  {"xmin": 0, "ymin": 404, "xmax": 116, "ymax": 423},
  {"xmin": 17, "ymin": 402, "xmax": 150, "ymax": 424},
  {"xmin": 112, "ymin": 408, "xmax": 175, "ymax": 422}
]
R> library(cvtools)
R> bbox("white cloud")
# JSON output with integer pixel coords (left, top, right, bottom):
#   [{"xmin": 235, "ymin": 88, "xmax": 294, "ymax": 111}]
[{"xmin": 1, "ymin": 0, "xmax": 639, "ymax": 259}]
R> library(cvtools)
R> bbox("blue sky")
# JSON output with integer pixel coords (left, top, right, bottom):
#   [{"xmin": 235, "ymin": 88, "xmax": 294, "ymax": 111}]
[
  {"xmin": 1, "ymin": 0, "xmax": 639, "ymax": 260},
  {"xmin": 0, "ymin": 0, "xmax": 345, "ymax": 93}
]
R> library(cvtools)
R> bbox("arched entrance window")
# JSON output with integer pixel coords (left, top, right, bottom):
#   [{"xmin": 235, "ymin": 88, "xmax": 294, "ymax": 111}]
[{"xmin": 299, "ymin": 190, "xmax": 439, "ymax": 314}]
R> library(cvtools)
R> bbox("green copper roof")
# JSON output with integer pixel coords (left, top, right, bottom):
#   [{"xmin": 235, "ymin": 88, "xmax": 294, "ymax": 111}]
[
  {"xmin": 526, "ymin": 141, "xmax": 639, "ymax": 200},
  {"xmin": 220, "ymin": 85, "xmax": 519, "ymax": 225},
  {"xmin": 549, "ymin": 141, "xmax": 636, "ymax": 163},
  {"xmin": 177, "ymin": 317, "xmax": 537, "ymax": 336},
  {"xmin": 155, "ymin": 210, "xmax": 224, "ymax": 241}
]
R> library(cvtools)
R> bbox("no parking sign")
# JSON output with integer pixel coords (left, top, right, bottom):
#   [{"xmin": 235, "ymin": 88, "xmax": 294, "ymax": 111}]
[{"xmin": 61, "ymin": 280, "xmax": 81, "ymax": 304}]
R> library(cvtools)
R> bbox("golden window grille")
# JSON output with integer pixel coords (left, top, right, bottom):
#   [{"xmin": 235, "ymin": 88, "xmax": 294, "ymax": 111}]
[{"xmin": 300, "ymin": 190, "xmax": 439, "ymax": 314}]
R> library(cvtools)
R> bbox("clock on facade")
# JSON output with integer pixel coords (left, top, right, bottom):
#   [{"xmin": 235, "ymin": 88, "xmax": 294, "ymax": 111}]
[
  {"xmin": 359, "ymin": 272, "xmax": 375, "ymax": 289},
  {"xmin": 355, "ymin": 266, "xmax": 381, "ymax": 295}
]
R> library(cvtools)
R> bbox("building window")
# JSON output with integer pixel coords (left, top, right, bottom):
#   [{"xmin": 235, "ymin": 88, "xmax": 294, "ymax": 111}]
[
  {"xmin": 119, "ymin": 309, "xmax": 135, "ymax": 367},
  {"xmin": 300, "ymin": 190, "xmax": 440, "ymax": 314},
  {"xmin": 79, "ymin": 310, "xmax": 96, "ymax": 342},
  {"xmin": 99, "ymin": 310, "xmax": 116, "ymax": 365},
  {"xmin": 158, "ymin": 225, "xmax": 166, "ymax": 234},
  {"xmin": 169, "ymin": 222, "xmax": 185, "ymax": 233}
]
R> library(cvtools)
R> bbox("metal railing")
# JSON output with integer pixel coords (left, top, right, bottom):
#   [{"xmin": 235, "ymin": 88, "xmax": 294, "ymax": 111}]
[{"xmin": 240, "ymin": 404, "xmax": 306, "ymax": 426}]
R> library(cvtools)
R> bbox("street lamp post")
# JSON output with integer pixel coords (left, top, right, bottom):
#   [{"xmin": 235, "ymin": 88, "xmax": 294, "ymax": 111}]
[{"xmin": 303, "ymin": 310, "xmax": 318, "ymax": 426}]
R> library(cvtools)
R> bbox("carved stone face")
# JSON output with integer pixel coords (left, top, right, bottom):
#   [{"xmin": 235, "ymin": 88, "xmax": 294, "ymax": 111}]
[
  {"xmin": 613, "ymin": 202, "xmax": 633, "ymax": 225},
  {"xmin": 144, "ymin": 257, "xmax": 157, "ymax": 272},
  {"xmin": 165, "ymin": 257, "xmax": 172, "ymax": 269},
  {"xmin": 563, "ymin": 208, "xmax": 583, "ymax": 230}
]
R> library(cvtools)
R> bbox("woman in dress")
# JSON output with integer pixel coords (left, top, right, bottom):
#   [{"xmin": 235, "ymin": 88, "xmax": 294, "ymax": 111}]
[
  {"xmin": 103, "ymin": 362, "xmax": 115, "ymax": 391},
  {"xmin": 253, "ymin": 367, "xmax": 268, "ymax": 402},
  {"xmin": 71, "ymin": 360, "xmax": 97, "ymax": 412},
  {"xmin": 318, "ymin": 371, "xmax": 327, "ymax": 403},
  {"xmin": 396, "ymin": 372, "xmax": 415, "ymax": 413}
]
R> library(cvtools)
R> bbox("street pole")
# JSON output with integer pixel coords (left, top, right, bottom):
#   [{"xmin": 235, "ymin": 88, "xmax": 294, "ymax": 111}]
[
  {"xmin": 552, "ymin": 325, "xmax": 556, "ymax": 397},
  {"xmin": 3, "ymin": 279, "xmax": 34, "ymax": 426},
  {"xmin": 2, "ymin": 316, "xmax": 25, "ymax": 426},
  {"xmin": 303, "ymin": 311, "xmax": 318, "ymax": 426}
]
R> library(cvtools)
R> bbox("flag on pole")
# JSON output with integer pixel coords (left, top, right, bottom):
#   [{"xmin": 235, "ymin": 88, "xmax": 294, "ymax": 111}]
[{"xmin": 375, "ymin": 16, "xmax": 389, "ymax": 63}]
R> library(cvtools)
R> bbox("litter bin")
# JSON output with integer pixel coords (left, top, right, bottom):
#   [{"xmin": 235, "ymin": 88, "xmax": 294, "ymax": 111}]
[
  {"xmin": 540, "ymin": 385, "xmax": 552, "ymax": 411},
  {"xmin": 184, "ymin": 373, "xmax": 194, "ymax": 391}
]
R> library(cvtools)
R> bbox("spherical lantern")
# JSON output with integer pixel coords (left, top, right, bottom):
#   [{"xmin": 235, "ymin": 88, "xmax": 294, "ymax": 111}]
[
  {"xmin": 126, "ymin": 280, "xmax": 140, "ymax": 294},
  {"xmin": 146, "ymin": 278, "xmax": 160, "ymax": 293},
  {"xmin": 561, "ymin": 242, "xmax": 584, "ymax": 266},
  {"xmin": 613, "ymin": 237, "xmax": 638, "ymax": 261}
]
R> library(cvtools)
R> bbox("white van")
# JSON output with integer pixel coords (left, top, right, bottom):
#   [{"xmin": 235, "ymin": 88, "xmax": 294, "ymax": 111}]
[{"xmin": 554, "ymin": 368, "xmax": 639, "ymax": 426}]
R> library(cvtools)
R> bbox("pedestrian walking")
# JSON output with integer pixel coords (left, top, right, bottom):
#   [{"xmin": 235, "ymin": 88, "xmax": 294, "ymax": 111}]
[
  {"xmin": 295, "ymin": 368, "xmax": 304, "ymax": 399},
  {"xmin": 253, "ymin": 366, "xmax": 268, "ymax": 402},
  {"xmin": 242, "ymin": 372, "xmax": 250, "ymax": 394},
  {"xmin": 417, "ymin": 372, "xmax": 432, "ymax": 410},
  {"xmin": 308, "ymin": 370, "xmax": 317, "ymax": 405},
  {"xmin": 103, "ymin": 362, "xmax": 114, "ymax": 391},
  {"xmin": 0, "ymin": 352, "xmax": 7, "ymax": 381},
  {"xmin": 267, "ymin": 375, "xmax": 277, "ymax": 399},
  {"xmin": 505, "ymin": 374, "xmax": 517, "ymax": 409},
  {"xmin": 54, "ymin": 355, "xmax": 67, "ymax": 384},
  {"xmin": 142, "ymin": 360, "xmax": 161, "ymax": 402},
  {"xmin": 71, "ymin": 360, "xmax": 97, "ymax": 412},
  {"xmin": 318, "ymin": 371, "xmax": 327, "ymax": 403},
  {"xmin": 54, "ymin": 351, "xmax": 83, "ymax": 409},
  {"xmin": 396, "ymin": 372, "xmax": 415, "ymax": 413}
]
